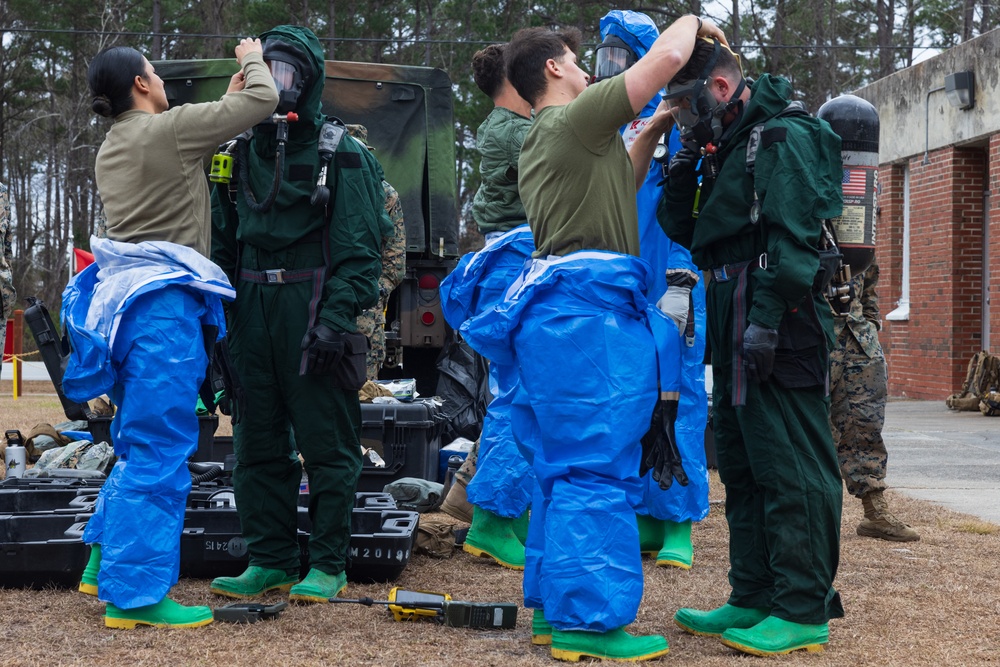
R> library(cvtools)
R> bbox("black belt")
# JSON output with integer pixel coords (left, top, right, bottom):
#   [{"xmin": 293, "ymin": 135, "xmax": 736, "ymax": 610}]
[
  {"xmin": 709, "ymin": 254, "xmax": 767, "ymax": 407},
  {"xmin": 237, "ymin": 267, "xmax": 321, "ymax": 285},
  {"xmin": 710, "ymin": 253, "xmax": 767, "ymax": 283}
]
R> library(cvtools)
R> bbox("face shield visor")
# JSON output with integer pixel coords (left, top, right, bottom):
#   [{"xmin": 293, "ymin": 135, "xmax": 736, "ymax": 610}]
[
  {"xmin": 262, "ymin": 39, "xmax": 314, "ymax": 114},
  {"xmin": 592, "ymin": 35, "xmax": 637, "ymax": 83}
]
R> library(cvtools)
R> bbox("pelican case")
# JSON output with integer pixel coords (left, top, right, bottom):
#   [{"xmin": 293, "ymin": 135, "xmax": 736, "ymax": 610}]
[
  {"xmin": 357, "ymin": 400, "xmax": 445, "ymax": 492},
  {"xmin": 0, "ymin": 513, "xmax": 90, "ymax": 588}
]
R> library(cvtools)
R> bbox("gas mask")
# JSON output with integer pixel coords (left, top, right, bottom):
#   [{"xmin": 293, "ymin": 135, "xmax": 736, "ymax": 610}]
[
  {"xmin": 592, "ymin": 35, "xmax": 637, "ymax": 84},
  {"xmin": 262, "ymin": 39, "xmax": 313, "ymax": 114},
  {"xmin": 664, "ymin": 39, "xmax": 746, "ymax": 148}
]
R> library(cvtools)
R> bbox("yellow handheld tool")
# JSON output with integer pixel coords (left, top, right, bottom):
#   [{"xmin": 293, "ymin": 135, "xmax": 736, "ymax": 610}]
[{"xmin": 387, "ymin": 587, "xmax": 451, "ymax": 622}]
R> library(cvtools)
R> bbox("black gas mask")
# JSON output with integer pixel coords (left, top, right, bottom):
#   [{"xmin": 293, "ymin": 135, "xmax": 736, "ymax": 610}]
[
  {"xmin": 664, "ymin": 39, "xmax": 746, "ymax": 149},
  {"xmin": 262, "ymin": 38, "xmax": 313, "ymax": 114},
  {"xmin": 592, "ymin": 35, "xmax": 637, "ymax": 84}
]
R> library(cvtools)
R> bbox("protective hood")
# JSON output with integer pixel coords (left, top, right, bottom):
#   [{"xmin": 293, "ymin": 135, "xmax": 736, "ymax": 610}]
[
  {"xmin": 599, "ymin": 10, "xmax": 661, "ymax": 116},
  {"xmin": 258, "ymin": 25, "xmax": 326, "ymax": 137}
]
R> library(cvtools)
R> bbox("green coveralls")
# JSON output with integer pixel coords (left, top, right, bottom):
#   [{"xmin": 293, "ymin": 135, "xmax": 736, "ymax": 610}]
[
  {"xmin": 212, "ymin": 26, "xmax": 389, "ymax": 576},
  {"xmin": 658, "ymin": 75, "xmax": 845, "ymax": 624}
]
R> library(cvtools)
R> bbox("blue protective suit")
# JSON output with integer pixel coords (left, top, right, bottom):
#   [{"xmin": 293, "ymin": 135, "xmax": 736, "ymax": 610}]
[
  {"xmin": 604, "ymin": 9, "xmax": 710, "ymax": 523},
  {"xmin": 439, "ymin": 225, "xmax": 535, "ymax": 517},
  {"xmin": 62, "ymin": 237, "xmax": 232, "ymax": 608},
  {"xmin": 462, "ymin": 251, "xmax": 678, "ymax": 631}
]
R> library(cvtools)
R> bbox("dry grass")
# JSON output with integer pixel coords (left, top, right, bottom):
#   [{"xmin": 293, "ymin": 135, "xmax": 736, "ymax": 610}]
[{"xmin": 2, "ymin": 388, "xmax": 1000, "ymax": 666}]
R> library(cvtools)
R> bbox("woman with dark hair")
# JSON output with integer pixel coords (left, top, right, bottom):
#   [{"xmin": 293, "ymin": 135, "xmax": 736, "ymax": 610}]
[{"xmin": 62, "ymin": 39, "xmax": 277, "ymax": 629}]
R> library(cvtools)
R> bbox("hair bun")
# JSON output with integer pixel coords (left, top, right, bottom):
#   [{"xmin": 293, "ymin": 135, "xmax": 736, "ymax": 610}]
[{"xmin": 92, "ymin": 93, "xmax": 113, "ymax": 117}]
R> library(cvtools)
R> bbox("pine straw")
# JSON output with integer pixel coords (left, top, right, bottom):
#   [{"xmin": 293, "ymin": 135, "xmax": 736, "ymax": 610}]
[{"xmin": 2, "ymin": 393, "xmax": 999, "ymax": 665}]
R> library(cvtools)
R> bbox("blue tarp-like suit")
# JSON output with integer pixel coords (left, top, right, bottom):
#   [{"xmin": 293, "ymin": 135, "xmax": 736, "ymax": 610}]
[
  {"xmin": 603, "ymin": 9, "xmax": 710, "ymax": 524},
  {"xmin": 62, "ymin": 237, "xmax": 232, "ymax": 608},
  {"xmin": 462, "ymin": 251, "xmax": 678, "ymax": 631},
  {"xmin": 440, "ymin": 225, "xmax": 535, "ymax": 517}
]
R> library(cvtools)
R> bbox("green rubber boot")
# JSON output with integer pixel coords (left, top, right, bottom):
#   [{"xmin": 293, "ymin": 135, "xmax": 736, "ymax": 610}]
[
  {"xmin": 532, "ymin": 608, "xmax": 553, "ymax": 646},
  {"xmin": 674, "ymin": 604, "xmax": 770, "ymax": 637},
  {"xmin": 656, "ymin": 520, "xmax": 693, "ymax": 569},
  {"xmin": 636, "ymin": 514, "xmax": 664, "ymax": 557},
  {"xmin": 550, "ymin": 627, "xmax": 669, "ymax": 662},
  {"xmin": 209, "ymin": 566, "xmax": 299, "ymax": 599},
  {"xmin": 720, "ymin": 616, "xmax": 829, "ymax": 656},
  {"xmin": 79, "ymin": 543, "xmax": 100, "ymax": 596},
  {"xmin": 512, "ymin": 509, "xmax": 530, "ymax": 545},
  {"xmin": 104, "ymin": 597, "xmax": 214, "ymax": 629},
  {"xmin": 462, "ymin": 506, "xmax": 526, "ymax": 570},
  {"xmin": 288, "ymin": 568, "xmax": 347, "ymax": 603}
]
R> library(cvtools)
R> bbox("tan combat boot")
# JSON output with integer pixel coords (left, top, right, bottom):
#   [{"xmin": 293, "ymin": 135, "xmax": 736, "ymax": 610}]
[
  {"xmin": 858, "ymin": 489, "xmax": 920, "ymax": 542},
  {"xmin": 440, "ymin": 453, "xmax": 475, "ymax": 523}
]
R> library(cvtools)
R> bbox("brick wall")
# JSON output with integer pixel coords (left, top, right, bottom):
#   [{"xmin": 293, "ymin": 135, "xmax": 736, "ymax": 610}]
[
  {"xmin": 878, "ymin": 146, "xmax": 987, "ymax": 398},
  {"xmin": 990, "ymin": 135, "xmax": 1000, "ymax": 353}
]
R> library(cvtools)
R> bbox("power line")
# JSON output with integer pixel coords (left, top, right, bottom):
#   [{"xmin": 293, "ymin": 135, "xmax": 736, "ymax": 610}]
[{"xmin": 0, "ymin": 26, "xmax": 956, "ymax": 51}]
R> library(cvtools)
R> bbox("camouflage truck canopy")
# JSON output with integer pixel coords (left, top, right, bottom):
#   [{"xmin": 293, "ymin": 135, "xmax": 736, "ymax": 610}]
[{"xmin": 152, "ymin": 58, "xmax": 459, "ymax": 258}]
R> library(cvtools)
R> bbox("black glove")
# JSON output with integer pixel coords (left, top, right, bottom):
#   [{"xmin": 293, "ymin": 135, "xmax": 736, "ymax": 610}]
[
  {"xmin": 640, "ymin": 399, "xmax": 690, "ymax": 491},
  {"xmin": 667, "ymin": 145, "xmax": 700, "ymax": 191},
  {"xmin": 743, "ymin": 323, "xmax": 779, "ymax": 383},
  {"xmin": 300, "ymin": 323, "xmax": 345, "ymax": 375}
]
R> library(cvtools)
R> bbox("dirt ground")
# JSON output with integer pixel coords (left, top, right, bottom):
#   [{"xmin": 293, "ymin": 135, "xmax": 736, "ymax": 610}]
[{"xmin": 2, "ymin": 390, "xmax": 999, "ymax": 666}]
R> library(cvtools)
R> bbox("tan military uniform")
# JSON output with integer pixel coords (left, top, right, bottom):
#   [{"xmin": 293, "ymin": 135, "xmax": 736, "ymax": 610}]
[{"xmin": 347, "ymin": 125, "xmax": 406, "ymax": 381}]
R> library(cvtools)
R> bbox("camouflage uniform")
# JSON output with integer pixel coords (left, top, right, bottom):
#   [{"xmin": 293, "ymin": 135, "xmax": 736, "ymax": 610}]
[
  {"xmin": 829, "ymin": 263, "xmax": 887, "ymax": 497},
  {"xmin": 348, "ymin": 124, "xmax": 406, "ymax": 381},
  {"xmin": 1, "ymin": 184, "xmax": 15, "ymax": 357}
]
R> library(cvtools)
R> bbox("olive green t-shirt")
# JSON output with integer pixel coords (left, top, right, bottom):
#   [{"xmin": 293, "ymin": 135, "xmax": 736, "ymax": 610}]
[{"xmin": 518, "ymin": 75, "xmax": 639, "ymax": 258}]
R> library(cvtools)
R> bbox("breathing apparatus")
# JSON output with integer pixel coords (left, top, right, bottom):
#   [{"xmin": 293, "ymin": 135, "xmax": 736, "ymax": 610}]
[
  {"xmin": 263, "ymin": 38, "xmax": 314, "ymax": 114},
  {"xmin": 663, "ymin": 38, "xmax": 747, "ymax": 152},
  {"xmin": 592, "ymin": 34, "xmax": 637, "ymax": 84},
  {"xmin": 219, "ymin": 35, "xmax": 316, "ymax": 213},
  {"xmin": 234, "ymin": 111, "xmax": 299, "ymax": 213}
]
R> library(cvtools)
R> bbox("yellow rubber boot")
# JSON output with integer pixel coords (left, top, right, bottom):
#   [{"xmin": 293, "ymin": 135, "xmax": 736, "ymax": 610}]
[
  {"xmin": 104, "ymin": 598, "xmax": 213, "ymax": 629},
  {"xmin": 720, "ymin": 616, "xmax": 828, "ymax": 656},
  {"xmin": 550, "ymin": 627, "xmax": 669, "ymax": 662},
  {"xmin": 462, "ymin": 506, "xmax": 525, "ymax": 570},
  {"xmin": 79, "ymin": 543, "xmax": 100, "ymax": 596},
  {"xmin": 656, "ymin": 520, "xmax": 693, "ymax": 569},
  {"xmin": 532, "ymin": 608, "xmax": 553, "ymax": 645}
]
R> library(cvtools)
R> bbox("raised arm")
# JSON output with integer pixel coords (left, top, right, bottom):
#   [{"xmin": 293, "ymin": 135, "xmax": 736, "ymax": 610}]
[
  {"xmin": 628, "ymin": 101, "xmax": 674, "ymax": 191},
  {"xmin": 623, "ymin": 16, "xmax": 727, "ymax": 115}
]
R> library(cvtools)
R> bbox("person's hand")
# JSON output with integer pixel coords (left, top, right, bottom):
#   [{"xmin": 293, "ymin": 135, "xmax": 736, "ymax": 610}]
[
  {"xmin": 696, "ymin": 18, "xmax": 729, "ymax": 47},
  {"xmin": 300, "ymin": 323, "xmax": 345, "ymax": 375},
  {"xmin": 234, "ymin": 37, "xmax": 263, "ymax": 65},
  {"xmin": 226, "ymin": 71, "xmax": 246, "ymax": 94},
  {"xmin": 667, "ymin": 144, "xmax": 700, "ymax": 191},
  {"xmin": 647, "ymin": 100, "xmax": 676, "ymax": 133},
  {"xmin": 743, "ymin": 323, "xmax": 779, "ymax": 383},
  {"xmin": 656, "ymin": 268, "xmax": 699, "ymax": 331}
]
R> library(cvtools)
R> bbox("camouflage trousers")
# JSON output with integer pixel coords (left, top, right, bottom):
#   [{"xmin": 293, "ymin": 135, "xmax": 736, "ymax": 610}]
[
  {"xmin": 356, "ymin": 300, "xmax": 387, "ymax": 382},
  {"xmin": 829, "ymin": 332, "xmax": 888, "ymax": 498}
]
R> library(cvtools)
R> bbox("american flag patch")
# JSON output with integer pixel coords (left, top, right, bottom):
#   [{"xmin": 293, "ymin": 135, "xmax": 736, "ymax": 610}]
[{"xmin": 842, "ymin": 168, "xmax": 868, "ymax": 196}]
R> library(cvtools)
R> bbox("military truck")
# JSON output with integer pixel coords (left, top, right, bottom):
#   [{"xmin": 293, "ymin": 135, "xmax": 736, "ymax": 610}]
[{"xmin": 153, "ymin": 58, "xmax": 460, "ymax": 395}]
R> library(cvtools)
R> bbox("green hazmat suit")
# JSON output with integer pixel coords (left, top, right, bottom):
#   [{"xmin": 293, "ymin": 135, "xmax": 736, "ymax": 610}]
[
  {"xmin": 212, "ymin": 25, "xmax": 388, "ymax": 576},
  {"xmin": 658, "ymin": 74, "xmax": 845, "ymax": 625}
]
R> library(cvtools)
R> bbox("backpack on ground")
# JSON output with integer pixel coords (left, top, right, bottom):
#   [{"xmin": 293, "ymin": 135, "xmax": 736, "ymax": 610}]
[{"xmin": 946, "ymin": 350, "xmax": 1000, "ymax": 412}]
